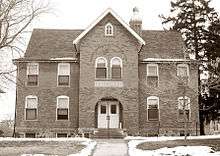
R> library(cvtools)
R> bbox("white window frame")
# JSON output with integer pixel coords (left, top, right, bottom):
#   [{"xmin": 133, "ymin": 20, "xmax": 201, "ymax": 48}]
[
  {"xmin": 105, "ymin": 23, "xmax": 114, "ymax": 36},
  {"xmin": 147, "ymin": 96, "xmax": 160, "ymax": 121},
  {"xmin": 25, "ymin": 95, "xmax": 38, "ymax": 121},
  {"xmin": 147, "ymin": 64, "xmax": 158, "ymax": 76},
  {"xmin": 95, "ymin": 57, "xmax": 108, "ymax": 79},
  {"xmin": 26, "ymin": 63, "xmax": 39, "ymax": 86},
  {"xmin": 56, "ymin": 95, "xmax": 69, "ymax": 121},
  {"xmin": 57, "ymin": 63, "xmax": 70, "ymax": 87},
  {"xmin": 178, "ymin": 96, "xmax": 191, "ymax": 119},
  {"xmin": 110, "ymin": 57, "xmax": 123, "ymax": 79},
  {"xmin": 177, "ymin": 64, "xmax": 189, "ymax": 77},
  {"xmin": 146, "ymin": 64, "xmax": 159, "ymax": 87}
]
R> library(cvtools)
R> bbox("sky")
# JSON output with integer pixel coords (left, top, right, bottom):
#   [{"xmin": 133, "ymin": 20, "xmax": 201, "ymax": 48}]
[{"xmin": 0, "ymin": 0, "xmax": 220, "ymax": 121}]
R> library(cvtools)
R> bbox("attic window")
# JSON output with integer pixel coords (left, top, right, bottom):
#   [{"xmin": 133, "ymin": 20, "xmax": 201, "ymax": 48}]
[{"xmin": 105, "ymin": 23, "xmax": 113, "ymax": 36}]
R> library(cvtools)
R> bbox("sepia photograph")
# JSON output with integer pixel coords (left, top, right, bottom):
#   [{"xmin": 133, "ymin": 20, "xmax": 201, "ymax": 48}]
[{"xmin": 0, "ymin": 0, "xmax": 220, "ymax": 155}]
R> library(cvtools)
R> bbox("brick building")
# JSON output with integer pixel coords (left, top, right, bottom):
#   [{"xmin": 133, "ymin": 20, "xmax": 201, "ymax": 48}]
[{"xmin": 14, "ymin": 8, "xmax": 199, "ymax": 138}]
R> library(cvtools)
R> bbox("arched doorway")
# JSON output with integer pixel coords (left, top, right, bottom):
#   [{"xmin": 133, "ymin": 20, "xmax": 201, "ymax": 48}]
[{"xmin": 95, "ymin": 97, "xmax": 123, "ymax": 129}]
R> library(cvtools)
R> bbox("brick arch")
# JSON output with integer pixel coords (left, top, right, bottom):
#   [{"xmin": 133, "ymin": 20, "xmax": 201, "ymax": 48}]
[
  {"xmin": 90, "ymin": 44, "xmax": 128, "ymax": 63},
  {"xmin": 94, "ymin": 96, "xmax": 124, "ymax": 128}
]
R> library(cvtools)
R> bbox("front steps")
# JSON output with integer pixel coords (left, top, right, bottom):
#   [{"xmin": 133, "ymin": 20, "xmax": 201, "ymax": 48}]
[{"xmin": 92, "ymin": 128, "xmax": 126, "ymax": 139}]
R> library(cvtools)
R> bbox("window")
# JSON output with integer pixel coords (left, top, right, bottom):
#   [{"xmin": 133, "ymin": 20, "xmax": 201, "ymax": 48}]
[
  {"xmin": 58, "ymin": 63, "xmax": 70, "ymax": 86},
  {"xmin": 147, "ymin": 96, "xmax": 159, "ymax": 121},
  {"xmin": 178, "ymin": 96, "xmax": 190, "ymax": 120},
  {"xmin": 25, "ymin": 95, "xmax": 38, "ymax": 120},
  {"xmin": 100, "ymin": 105, "xmax": 106, "ymax": 114},
  {"xmin": 25, "ymin": 133, "xmax": 36, "ymax": 138},
  {"xmin": 147, "ymin": 64, "xmax": 158, "ymax": 87},
  {"xmin": 27, "ymin": 63, "xmax": 39, "ymax": 86},
  {"xmin": 177, "ymin": 64, "xmax": 189, "ymax": 77},
  {"xmin": 57, "ymin": 133, "xmax": 68, "ymax": 138},
  {"xmin": 95, "ymin": 57, "xmax": 107, "ymax": 79},
  {"xmin": 105, "ymin": 23, "xmax": 113, "ymax": 36},
  {"xmin": 57, "ymin": 96, "xmax": 69, "ymax": 120},
  {"xmin": 111, "ymin": 57, "xmax": 122, "ymax": 79},
  {"xmin": 111, "ymin": 105, "xmax": 117, "ymax": 114}
]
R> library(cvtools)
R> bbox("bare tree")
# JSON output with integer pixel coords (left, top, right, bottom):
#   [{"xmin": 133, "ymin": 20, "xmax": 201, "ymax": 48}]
[{"xmin": 0, "ymin": 0, "xmax": 49, "ymax": 91}]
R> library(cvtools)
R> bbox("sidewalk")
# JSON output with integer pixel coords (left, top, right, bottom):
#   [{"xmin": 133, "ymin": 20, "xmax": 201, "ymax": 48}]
[{"xmin": 92, "ymin": 139, "xmax": 128, "ymax": 156}]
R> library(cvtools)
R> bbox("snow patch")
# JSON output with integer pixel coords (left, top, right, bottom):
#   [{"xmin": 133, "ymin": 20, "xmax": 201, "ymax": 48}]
[
  {"xmin": 127, "ymin": 135, "xmax": 220, "ymax": 156},
  {"xmin": 0, "ymin": 137, "xmax": 96, "ymax": 156}
]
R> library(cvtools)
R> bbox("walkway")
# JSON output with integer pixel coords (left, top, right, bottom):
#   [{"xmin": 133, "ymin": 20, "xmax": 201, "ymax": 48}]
[{"xmin": 92, "ymin": 139, "xmax": 128, "ymax": 156}]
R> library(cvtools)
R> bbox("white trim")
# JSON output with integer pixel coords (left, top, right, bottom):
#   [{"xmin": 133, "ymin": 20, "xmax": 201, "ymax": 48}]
[
  {"xmin": 147, "ymin": 96, "xmax": 160, "ymax": 121},
  {"xmin": 73, "ymin": 8, "xmax": 145, "ymax": 45},
  {"xmin": 25, "ymin": 95, "xmax": 38, "ymax": 121},
  {"xmin": 56, "ymin": 95, "xmax": 69, "ymax": 121},
  {"xmin": 177, "ymin": 64, "xmax": 189, "ymax": 77},
  {"xmin": 143, "ymin": 58, "xmax": 191, "ymax": 62},
  {"xmin": 95, "ymin": 57, "xmax": 108, "ymax": 79},
  {"xmin": 57, "ymin": 63, "xmax": 70, "ymax": 87},
  {"xmin": 110, "ymin": 57, "xmax": 123, "ymax": 79},
  {"xmin": 105, "ymin": 22, "xmax": 114, "ymax": 36}
]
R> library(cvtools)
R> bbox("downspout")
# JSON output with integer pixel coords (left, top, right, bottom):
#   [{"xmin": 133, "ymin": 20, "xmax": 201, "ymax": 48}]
[
  {"xmin": 137, "ymin": 43, "xmax": 144, "ymax": 135},
  {"xmin": 13, "ymin": 63, "xmax": 18, "ymax": 138}
]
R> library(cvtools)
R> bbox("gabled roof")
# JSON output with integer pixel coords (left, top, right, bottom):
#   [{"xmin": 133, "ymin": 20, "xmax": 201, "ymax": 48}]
[
  {"xmin": 24, "ymin": 29, "xmax": 83, "ymax": 59},
  {"xmin": 73, "ymin": 8, "xmax": 145, "ymax": 45},
  {"xmin": 15, "ymin": 29, "xmax": 184, "ymax": 60}
]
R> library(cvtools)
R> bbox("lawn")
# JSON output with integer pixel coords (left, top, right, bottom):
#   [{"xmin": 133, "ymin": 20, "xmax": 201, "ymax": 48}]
[
  {"xmin": 127, "ymin": 135, "xmax": 220, "ymax": 156},
  {"xmin": 0, "ymin": 138, "xmax": 95, "ymax": 156},
  {"xmin": 137, "ymin": 138, "xmax": 220, "ymax": 151}
]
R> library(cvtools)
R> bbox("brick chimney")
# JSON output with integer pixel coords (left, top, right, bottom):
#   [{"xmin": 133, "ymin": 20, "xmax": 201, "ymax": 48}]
[{"xmin": 129, "ymin": 7, "xmax": 142, "ymax": 36}]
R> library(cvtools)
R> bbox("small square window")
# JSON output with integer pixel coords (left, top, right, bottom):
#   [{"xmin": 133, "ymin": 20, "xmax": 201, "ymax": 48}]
[
  {"xmin": 57, "ymin": 133, "xmax": 67, "ymax": 138},
  {"xmin": 25, "ymin": 133, "xmax": 36, "ymax": 138}
]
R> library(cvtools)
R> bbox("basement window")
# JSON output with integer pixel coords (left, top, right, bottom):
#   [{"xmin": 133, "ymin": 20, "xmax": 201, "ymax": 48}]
[{"xmin": 57, "ymin": 133, "xmax": 68, "ymax": 138}]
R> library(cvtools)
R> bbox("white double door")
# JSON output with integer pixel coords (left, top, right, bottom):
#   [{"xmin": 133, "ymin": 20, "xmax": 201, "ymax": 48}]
[{"xmin": 98, "ymin": 101, "xmax": 119, "ymax": 128}]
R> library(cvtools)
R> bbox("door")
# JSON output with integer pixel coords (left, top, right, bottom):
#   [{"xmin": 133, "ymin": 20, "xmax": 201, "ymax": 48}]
[{"xmin": 97, "ymin": 101, "xmax": 119, "ymax": 128}]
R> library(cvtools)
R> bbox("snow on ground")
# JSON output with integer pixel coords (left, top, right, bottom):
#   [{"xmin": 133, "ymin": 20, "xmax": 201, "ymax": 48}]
[
  {"xmin": 0, "ymin": 137, "xmax": 96, "ymax": 156},
  {"xmin": 126, "ymin": 135, "xmax": 220, "ymax": 156}
]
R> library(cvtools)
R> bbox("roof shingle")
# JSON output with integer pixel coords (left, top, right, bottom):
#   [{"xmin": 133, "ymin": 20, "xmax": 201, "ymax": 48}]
[{"xmin": 23, "ymin": 29, "xmax": 185, "ymax": 60}]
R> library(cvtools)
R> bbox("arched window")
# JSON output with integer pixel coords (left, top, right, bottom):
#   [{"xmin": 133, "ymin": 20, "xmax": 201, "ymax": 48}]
[
  {"xmin": 95, "ymin": 57, "xmax": 107, "ymax": 79},
  {"xmin": 111, "ymin": 57, "xmax": 122, "ymax": 79},
  {"xmin": 25, "ymin": 95, "xmax": 38, "ymax": 120},
  {"xmin": 105, "ymin": 23, "xmax": 113, "ymax": 36},
  {"xmin": 147, "ymin": 96, "xmax": 159, "ymax": 121},
  {"xmin": 178, "ymin": 96, "xmax": 190, "ymax": 120},
  {"xmin": 57, "ymin": 95, "xmax": 69, "ymax": 120}
]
